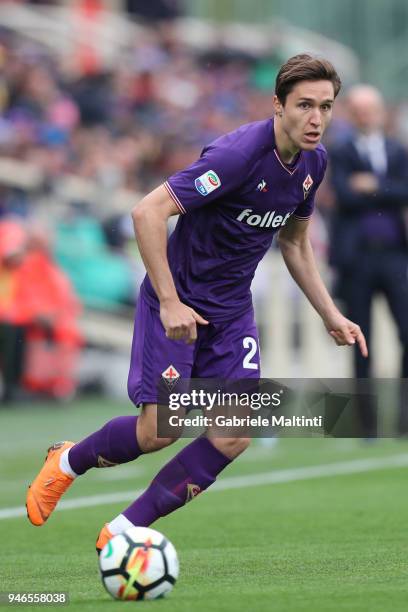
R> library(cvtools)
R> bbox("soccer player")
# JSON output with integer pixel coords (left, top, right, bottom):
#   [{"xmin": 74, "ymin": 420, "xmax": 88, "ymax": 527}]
[{"xmin": 26, "ymin": 54, "xmax": 367, "ymax": 553}]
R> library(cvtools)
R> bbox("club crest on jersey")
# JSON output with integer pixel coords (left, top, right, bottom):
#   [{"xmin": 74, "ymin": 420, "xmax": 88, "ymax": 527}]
[
  {"xmin": 303, "ymin": 174, "xmax": 313, "ymax": 199},
  {"xmin": 195, "ymin": 170, "xmax": 221, "ymax": 196},
  {"xmin": 162, "ymin": 364, "xmax": 180, "ymax": 388},
  {"xmin": 256, "ymin": 179, "xmax": 268, "ymax": 192}
]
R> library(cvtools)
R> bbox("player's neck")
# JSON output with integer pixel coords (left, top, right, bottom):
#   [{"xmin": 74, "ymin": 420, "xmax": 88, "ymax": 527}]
[{"xmin": 273, "ymin": 119, "xmax": 300, "ymax": 164}]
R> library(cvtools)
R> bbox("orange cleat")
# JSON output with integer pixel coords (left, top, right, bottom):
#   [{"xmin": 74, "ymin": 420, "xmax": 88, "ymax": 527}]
[
  {"xmin": 26, "ymin": 441, "xmax": 75, "ymax": 526},
  {"xmin": 96, "ymin": 523, "xmax": 114, "ymax": 556}
]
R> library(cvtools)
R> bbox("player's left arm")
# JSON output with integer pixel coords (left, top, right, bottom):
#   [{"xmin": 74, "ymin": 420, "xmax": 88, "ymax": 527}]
[{"xmin": 278, "ymin": 216, "xmax": 368, "ymax": 357}]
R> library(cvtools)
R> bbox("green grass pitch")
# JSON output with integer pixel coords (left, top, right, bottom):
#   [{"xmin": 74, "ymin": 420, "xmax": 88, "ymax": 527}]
[{"xmin": 1, "ymin": 398, "xmax": 408, "ymax": 611}]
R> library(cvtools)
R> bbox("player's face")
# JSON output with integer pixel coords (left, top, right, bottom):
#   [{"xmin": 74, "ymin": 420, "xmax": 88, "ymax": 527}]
[{"xmin": 274, "ymin": 80, "xmax": 335, "ymax": 153}]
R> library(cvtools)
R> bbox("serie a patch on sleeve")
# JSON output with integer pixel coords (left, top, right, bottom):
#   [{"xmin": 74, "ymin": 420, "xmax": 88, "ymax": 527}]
[{"xmin": 194, "ymin": 170, "xmax": 221, "ymax": 196}]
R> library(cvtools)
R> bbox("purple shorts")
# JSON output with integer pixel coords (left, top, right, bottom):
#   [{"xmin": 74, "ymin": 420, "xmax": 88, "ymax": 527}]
[{"xmin": 127, "ymin": 292, "xmax": 261, "ymax": 406}]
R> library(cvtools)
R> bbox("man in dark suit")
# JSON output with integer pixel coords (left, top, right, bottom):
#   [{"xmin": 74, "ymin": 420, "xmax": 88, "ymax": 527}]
[{"xmin": 329, "ymin": 85, "xmax": 408, "ymax": 436}]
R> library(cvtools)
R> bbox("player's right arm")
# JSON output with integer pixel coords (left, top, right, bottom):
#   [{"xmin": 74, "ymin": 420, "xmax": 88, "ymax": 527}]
[{"xmin": 132, "ymin": 185, "xmax": 208, "ymax": 344}]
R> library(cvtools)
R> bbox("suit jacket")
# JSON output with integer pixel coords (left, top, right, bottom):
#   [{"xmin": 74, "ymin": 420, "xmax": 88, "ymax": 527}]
[{"xmin": 329, "ymin": 134, "xmax": 408, "ymax": 269}]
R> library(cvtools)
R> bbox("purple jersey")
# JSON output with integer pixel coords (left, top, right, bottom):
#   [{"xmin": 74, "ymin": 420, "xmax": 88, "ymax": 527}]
[{"xmin": 142, "ymin": 118, "xmax": 327, "ymax": 322}]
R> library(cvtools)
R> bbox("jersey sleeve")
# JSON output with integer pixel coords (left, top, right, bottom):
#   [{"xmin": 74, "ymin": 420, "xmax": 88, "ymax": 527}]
[
  {"xmin": 293, "ymin": 150, "xmax": 328, "ymax": 220},
  {"xmin": 164, "ymin": 145, "xmax": 249, "ymax": 214}
]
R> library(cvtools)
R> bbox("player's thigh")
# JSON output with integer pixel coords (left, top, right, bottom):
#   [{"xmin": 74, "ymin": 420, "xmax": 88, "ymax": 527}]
[
  {"xmin": 193, "ymin": 311, "xmax": 258, "ymax": 459},
  {"xmin": 193, "ymin": 308, "xmax": 261, "ymax": 378},
  {"xmin": 127, "ymin": 292, "xmax": 195, "ymax": 407}
]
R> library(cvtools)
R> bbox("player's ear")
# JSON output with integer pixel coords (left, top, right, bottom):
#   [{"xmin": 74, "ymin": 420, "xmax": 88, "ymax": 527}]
[{"xmin": 273, "ymin": 95, "xmax": 283, "ymax": 118}]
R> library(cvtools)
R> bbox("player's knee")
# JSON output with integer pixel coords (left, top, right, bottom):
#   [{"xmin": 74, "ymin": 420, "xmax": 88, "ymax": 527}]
[
  {"xmin": 137, "ymin": 417, "xmax": 178, "ymax": 452},
  {"xmin": 138, "ymin": 430, "xmax": 177, "ymax": 453},
  {"xmin": 143, "ymin": 435, "xmax": 176, "ymax": 453},
  {"xmin": 211, "ymin": 437, "xmax": 251, "ymax": 459},
  {"xmin": 140, "ymin": 433, "xmax": 177, "ymax": 453}
]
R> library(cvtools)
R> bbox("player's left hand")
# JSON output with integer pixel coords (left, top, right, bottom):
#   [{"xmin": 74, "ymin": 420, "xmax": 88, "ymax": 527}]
[{"xmin": 324, "ymin": 312, "xmax": 368, "ymax": 357}]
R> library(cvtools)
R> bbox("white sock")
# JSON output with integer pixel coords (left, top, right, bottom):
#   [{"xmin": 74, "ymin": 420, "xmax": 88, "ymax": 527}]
[
  {"xmin": 108, "ymin": 514, "xmax": 135, "ymax": 535},
  {"xmin": 59, "ymin": 448, "xmax": 78, "ymax": 478}
]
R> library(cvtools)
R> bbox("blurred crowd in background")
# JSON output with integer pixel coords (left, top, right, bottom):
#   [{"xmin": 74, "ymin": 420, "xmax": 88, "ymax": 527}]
[
  {"xmin": 0, "ymin": 0, "xmax": 407, "ymax": 418},
  {"xmin": 0, "ymin": 1, "xmax": 296, "ymax": 313}
]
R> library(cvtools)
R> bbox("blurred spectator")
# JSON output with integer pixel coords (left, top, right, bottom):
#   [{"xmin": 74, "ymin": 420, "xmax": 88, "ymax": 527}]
[
  {"xmin": 0, "ymin": 21, "xmax": 285, "ymax": 314},
  {"xmin": 0, "ymin": 219, "xmax": 83, "ymax": 402},
  {"xmin": 125, "ymin": 0, "xmax": 182, "ymax": 22},
  {"xmin": 0, "ymin": 220, "xmax": 27, "ymax": 402},
  {"xmin": 329, "ymin": 85, "xmax": 408, "ymax": 436},
  {"xmin": 55, "ymin": 205, "xmax": 135, "ymax": 308},
  {"xmin": 0, "ymin": 23, "xmax": 279, "ymax": 204}
]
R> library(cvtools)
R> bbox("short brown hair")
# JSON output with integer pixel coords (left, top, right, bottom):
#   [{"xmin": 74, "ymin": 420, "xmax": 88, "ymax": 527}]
[{"xmin": 275, "ymin": 54, "xmax": 342, "ymax": 104}]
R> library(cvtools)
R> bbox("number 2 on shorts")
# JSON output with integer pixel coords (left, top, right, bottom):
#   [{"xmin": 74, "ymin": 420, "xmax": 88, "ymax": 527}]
[{"xmin": 242, "ymin": 336, "xmax": 259, "ymax": 370}]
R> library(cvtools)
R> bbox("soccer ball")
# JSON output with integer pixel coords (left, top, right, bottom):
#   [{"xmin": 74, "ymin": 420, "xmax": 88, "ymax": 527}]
[{"xmin": 99, "ymin": 527, "xmax": 179, "ymax": 601}]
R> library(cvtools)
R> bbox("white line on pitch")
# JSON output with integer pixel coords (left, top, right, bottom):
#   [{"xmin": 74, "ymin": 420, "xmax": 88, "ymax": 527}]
[
  {"xmin": 0, "ymin": 465, "xmax": 145, "ymax": 486},
  {"xmin": 1, "ymin": 454, "xmax": 408, "ymax": 521}
]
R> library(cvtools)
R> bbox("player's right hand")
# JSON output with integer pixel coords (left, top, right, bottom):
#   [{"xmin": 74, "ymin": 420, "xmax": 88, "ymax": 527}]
[{"xmin": 160, "ymin": 298, "xmax": 209, "ymax": 344}]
